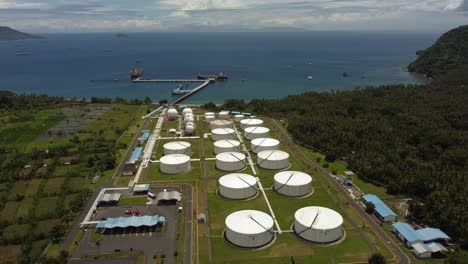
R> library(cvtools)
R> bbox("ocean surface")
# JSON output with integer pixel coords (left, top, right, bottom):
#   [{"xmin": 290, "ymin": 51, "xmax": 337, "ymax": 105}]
[{"xmin": 0, "ymin": 32, "xmax": 438, "ymax": 103}]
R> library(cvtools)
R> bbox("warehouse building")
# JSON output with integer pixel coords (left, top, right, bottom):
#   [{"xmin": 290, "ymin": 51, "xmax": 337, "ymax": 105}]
[
  {"xmin": 392, "ymin": 222, "xmax": 450, "ymax": 259},
  {"xmin": 133, "ymin": 184, "xmax": 150, "ymax": 194},
  {"xmin": 122, "ymin": 147, "xmax": 143, "ymax": 176},
  {"xmin": 156, "ymin": 189, "xmax": 182, "ymax": 205},
  {"xmin": 97, "ymin": 193, "xmax": 121, "ymax": 206},
  {"xmin": 362, "ymin": 194, "xmax": 397, "ymax": 222}
]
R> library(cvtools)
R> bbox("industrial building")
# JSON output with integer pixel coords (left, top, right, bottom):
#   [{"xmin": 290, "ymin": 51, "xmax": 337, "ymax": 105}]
[
  {"xmin": 219, "ymin": 173, "xmax": 258, "ymax": 199},
  {"xmin": 160, "ymin": 154, "xmax": 191, "ymax": 174},
  {"xmin": 216, "ymin": 152, "xmax": 246, "ymax": 171},
  {"xmin": 257, "ymin": 150, "xmax": 290, "ymax": 170},
  {"xmin": 163, "ymin": 141, "xmax": 191, "ymax": 155},
  {"xmin": 362, "ymin": 194, "xmax": 397, "ymax": 222},
  {"xmin": 122, "ymin": 147, "xmax": 143, "ymax": 176},
  {"xmin": 225, "ymin": 210, "xmax": 275, "ymax": 248},
  {"xmin": 139, "ymin": 130, "xmax": 150, "ymax": 144},
  {"xmin": 244, "ymin": 126, "xmax": 270, "ymax": 140},
  {"xmin": 156, "ymin": 189, "xmax": 182, "ymax": 205},
  {"xmin": 273, "ymin": 171, "xmax": 313, "ymax": 197},
  {"xmin": 294, "ymin": 206, "xmax": 343, "ymax": 243},
  {"xmin": 96, "ymin": 215, "xmax": 166, "ymax": 233},
  {"xmin": 251, "ymin": 138, "xmax": 280, "ymax": 153},
  {"xmin": 97, "ymin": 193, "xmax": 121, "ymax": 206},
  {"xmin": 392, "ymin": 222, "xmax": 450, "ymax": 259},
  {"xmin": 133, "ymin": 184, "xmax": 150, "ymax": 194}
]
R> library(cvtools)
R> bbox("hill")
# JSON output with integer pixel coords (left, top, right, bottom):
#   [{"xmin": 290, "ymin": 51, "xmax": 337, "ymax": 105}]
[
  {"xmin": 408, "ymin": 25, "xmax": 468, "ymax": 78},
  {"xmin": 219, "ymin": 25, "xmax": 468, "ymax": 249},
  {"xmin": 0, "ymin": 26, "xmax": 41, "ymax": 41}
]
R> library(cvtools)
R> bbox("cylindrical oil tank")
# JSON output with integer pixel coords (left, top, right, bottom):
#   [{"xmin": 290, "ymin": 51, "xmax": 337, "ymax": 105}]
[
  {"xmin": 240, "ymin": 119, "xmax": 263, "ymax": 130},
  {"xmin": 210, "ymin": 120, "xmax": 233, "ymax": 130},
  {"xmin": 225, "ymin": 210, "xmax": 275, "ymax": 248},
  {"xmin": 211, "ymin": 128, "xmax": 236, "ymax": 141},
  {"xmin": 214, "ymin": 140, "xmax": 241, "ymax": 154},
  {"xmin": 160, "ymin": 154, "xmax": 191, "ymax": 174},
  {"xmin": 163, "ymin": 141, "xmax": 191, "ymax": 155},
  {"xmin": 294, "ymin": 206, "xmax": 343, "ymax": 243},
  {"xmin": 205, "ymin": 114, "xmax": 216, "ymax": 123},
  {"xmin": 273, "ymin": 171, "xmax": 313, "ymax": 197},
  {"xmin": 219, "ymin": 173, "xmax": 257, "ymax": 199},
  {"xmin": 244, "ymin": 127, "xmax": 270, "ymax": 140},
  {"xmin": 257, "ymin": 150, "xmax": 290, "ymax": 170},
  {"xmin": 219, "ymin": 111, "xmax": 231, "ymax": 120},
  {"xmin": 251, "ymin": 138, "xmax": 280, "ymax": 153},
  {"xmin": 216, "ymin": 152, "xmax": 246, "ymax": 171},
  {"xmin": 234, "ymin": 114, "xmax": 245, "ymax": 122}
]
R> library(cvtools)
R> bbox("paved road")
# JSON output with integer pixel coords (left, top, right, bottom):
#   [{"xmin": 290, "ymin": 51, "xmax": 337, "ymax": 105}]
[{"xmin": 270, "ymin": 119, "xmax": 410, "ymax": 264}]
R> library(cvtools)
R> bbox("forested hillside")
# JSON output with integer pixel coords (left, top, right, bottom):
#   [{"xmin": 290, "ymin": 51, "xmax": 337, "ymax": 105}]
[
  {"xmin": 219, "ymin": 27, "xmax": 468, "ymax": 249},
  {"xmin": 408, "ymin": 25, "xmax": 468, "ymax": 78}
]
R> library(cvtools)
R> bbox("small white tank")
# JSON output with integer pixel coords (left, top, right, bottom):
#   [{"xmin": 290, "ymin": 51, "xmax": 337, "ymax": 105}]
[
  {"xmin": 166, "ymin": 108, "xmax": 178, "ymax": 121},
  {"xmin": 185, "ymin": 124, "xmax": 195, "ymax": 135},
  {"xmin": 244, "ymin": 127, "xmax": 270, "ymax": 140},
  {"xmin": 214, "ymin": 140, "xmax": 241, "ymax": 154},
  {"xmin": 184, "ymin": 116, "xmax": 195, "ymax": 124},
  {"xmin": 218, "ymin": 111, "xmax": 231, "ymax": 120},
  {"xmin": 205, "ymin": 114, "xmax": 216, "ymax": 123},
  {"xmin": 251, "ymin": 138, "xmax": 280, "ymax": 153},
  {"xmin": 182, "ymin": 107, "xmax": 193, "ymax": 115},
  {"xmin": 234, "ymin": 114, "xmax": 245, "ymax": 122}
]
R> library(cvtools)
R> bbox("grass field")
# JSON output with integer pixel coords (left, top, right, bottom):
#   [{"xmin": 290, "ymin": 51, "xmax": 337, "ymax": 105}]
[
  {"xmin": 119, "ymin": 196, "xmax": 148, "ymax": 205},
  {"xmin": 16, "ymin": 198, "xmax": 34, "ymax": 218},
  {"xmin": 25, "ymin": 179, "xmax": 42, "ymax": 197},
  {"xmin": 145, "ymin": 160, "xmax": 202, "ymax": 182},
  {"xmin": 8, "ymin": 180, "xmax": 29, "ymax": 200},
  {"xmin": 35, "ymin": 196, "xmax": 59, "ymax": 218},
  {"xmin": 43, "ymin": 177, "xmax": 65, "ymax": 195},
  {"xmin": 0, "ymin": 201, "xmax": 19, "ymax": 221}
]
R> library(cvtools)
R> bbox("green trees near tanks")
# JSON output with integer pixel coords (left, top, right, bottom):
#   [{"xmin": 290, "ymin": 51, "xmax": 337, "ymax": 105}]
[{"xmin": 368, "ymin": 253, "xmax": 386, "ymax": 264}]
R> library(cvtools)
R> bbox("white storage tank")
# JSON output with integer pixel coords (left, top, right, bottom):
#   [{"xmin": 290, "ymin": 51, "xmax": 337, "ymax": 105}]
[
  {"xmin": 184, "ymin": 116, "xmax": 195, "ymax": 124},
  {"xmin": 205, "ymin": 112, "xmax": 215, "ymax": 117},
  {"xmin": 234, "ymin": 114, "xmax": 245, "ymax": 122},
  {"xmin": 163, "ymin": 141, "xmax": 191, "ymax": 155},
  {"xmin": 160, "ymin": 154, "xmax": 191, "ymax": 174},
  {"xmin": 185, "ymin": 124, "xmax": 195, "ymax": 135},
  {"xmin": 182, "ymin": 107, "xmax": 193, "ymax": 115},
  {"xmin": 251, "ymin": 138, "xmax": 280, "ymax": 153},
  {"xmin": 240, "ymin": 118, "xmax": 263, "ymax": 130},
  {"xmin": 225, "ymin": 210, "xmax": 275, "ymax": 248},
  {"xmin": 205, "ymin": 114, "xmax": 216, "ymax": 123},
  {"xmin": 294, "ymin": 206, "xmax": 343, "ymax": 243},
  {"xmin": 211, "ymin": 128, "xmax": 236, "ymax": 141},
  {"xmin": 216, "ymin": 152, "xmax": 246, "ymax": 171},
  {"xmin": 244, "ymin": 127, "xmax": 270, "ymax": 140},
  {"xmin": 166, "ymin": 108, "xmax": 178, "ymax": 121},
  {"xmin": 219, "ymin": 111, "xmax": 231, "ymax": 120},
  {"xmin": 210, "ymin": 120, "xmax": 233, "ymax": 130},
  {"xmin": 214, "ymin": 140, "xmax": 241, "ymax": 154},
  {"xmin": 219, "ymin": 173, "xmax": 257, "ymax": 199},
  {"xmin": 257, "ymin": 150, "xmax": 290, "ymax": 170},
  {"xmin": 273, "ymin": 171, "xmax": 313, "ymax": 197}
]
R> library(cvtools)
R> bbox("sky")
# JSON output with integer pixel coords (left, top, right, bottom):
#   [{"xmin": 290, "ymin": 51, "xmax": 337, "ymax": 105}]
[{"xmin": 0, "ymin": 0, "xmax": 467, "ymax": 33}]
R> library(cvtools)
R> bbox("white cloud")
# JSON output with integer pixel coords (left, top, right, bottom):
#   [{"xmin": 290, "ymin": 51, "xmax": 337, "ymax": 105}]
[{"xmin": 0, "ymin": 0, "xmax": 46, "ymax": 9}]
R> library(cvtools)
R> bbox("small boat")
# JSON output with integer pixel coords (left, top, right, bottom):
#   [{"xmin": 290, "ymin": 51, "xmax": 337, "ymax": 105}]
[{"xmin": 307, "ymin": 76, "xmax": 313, "ymax": 80}]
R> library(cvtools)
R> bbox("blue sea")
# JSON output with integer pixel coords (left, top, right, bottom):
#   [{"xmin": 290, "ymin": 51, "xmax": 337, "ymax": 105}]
[{"xmin": 0, "ymin": 32, "xmax": 438, "ymax": 103}]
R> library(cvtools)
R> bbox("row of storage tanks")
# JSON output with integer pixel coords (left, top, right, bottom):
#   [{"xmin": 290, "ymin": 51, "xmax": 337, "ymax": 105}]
[
  {"xmin": 219, "ymin": 171, "xmax": 342, "ymax": 247},
  {"xmin": 165, "ymin": 107, "xmax": 196, "ymax": 135},
  {"xmin": 225, "ymin": 206, "xmax": 344, "ymax": 248}
]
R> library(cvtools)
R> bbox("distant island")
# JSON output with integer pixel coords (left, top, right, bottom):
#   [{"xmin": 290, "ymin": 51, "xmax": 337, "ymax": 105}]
[{"xmin": 0, "ymin": 26, "xmax": 42, "ymax": 41}]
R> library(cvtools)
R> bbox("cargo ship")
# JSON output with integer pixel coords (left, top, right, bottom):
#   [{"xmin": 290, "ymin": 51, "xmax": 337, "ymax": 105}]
[
  {"xmin": 130, "ymin": 68, "xmax": 144, "ymax": 80},
  {"xmin": 197, "ymin": 72, "xmax": 228, "ymax": 80}
]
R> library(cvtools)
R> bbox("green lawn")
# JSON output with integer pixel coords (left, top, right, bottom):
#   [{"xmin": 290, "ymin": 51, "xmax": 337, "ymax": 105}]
[
  {"xmin": 119, "ymin": 196, "xmax": 148, "ymax": 205},
  {"xmin": 145, "ymin": 160, "xmax": 202, "ymax": 182}
]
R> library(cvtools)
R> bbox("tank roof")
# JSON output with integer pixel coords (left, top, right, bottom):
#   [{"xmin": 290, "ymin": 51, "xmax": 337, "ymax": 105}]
[
  {"xmin": 295, "ymin": 206, "xmax": 343, "ymax": 230},
  {"xmin": 226, "ymin": 210, "xmax": 274, "ymax": 234},
  {"xmin": 219, "ymin": 173, "xmax": 257, "ymax": 189}
]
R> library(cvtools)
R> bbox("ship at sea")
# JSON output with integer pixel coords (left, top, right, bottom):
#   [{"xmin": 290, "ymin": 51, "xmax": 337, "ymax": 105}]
[
  {"xmin": 130, "ymin": 68, "xmax": 144, "ymax": 80},
  {"xmin": 197, "ymin": 72, "xmax": 228, "ymax": 80}
]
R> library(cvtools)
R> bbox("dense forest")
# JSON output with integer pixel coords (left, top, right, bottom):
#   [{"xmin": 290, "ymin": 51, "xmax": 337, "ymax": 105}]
[
  {"xmin": 408, "ymin": 25, "xmax": 468, "ymax": 78},
  {"xmin": 218, "ymin": 26, "xmax": 468, "ymax": 250}
]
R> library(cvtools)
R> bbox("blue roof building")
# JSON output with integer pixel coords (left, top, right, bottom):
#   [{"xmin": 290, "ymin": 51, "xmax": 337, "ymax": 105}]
[
  {"xmin": 392, "ymin": 222, "xmax": 451, "ymax": 248},
  {"xmin": 96, "ymin": 215, "xmax": 166, "ymax": 231},
  {"xmin": 129, "ymin": 147, "xmax": 143, "ymax": 164},
  {"xmin": 362, "ymin": 194, "xmax": 397, "ymax": 222}
]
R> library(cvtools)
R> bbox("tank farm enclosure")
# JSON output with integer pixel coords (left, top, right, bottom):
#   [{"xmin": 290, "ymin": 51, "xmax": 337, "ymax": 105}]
[{"xmin": 197, "ymin": 110, "xmax": 376, "ymax": 264}]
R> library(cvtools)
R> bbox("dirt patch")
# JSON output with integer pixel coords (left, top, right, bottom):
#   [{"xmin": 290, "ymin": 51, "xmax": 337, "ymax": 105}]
[
  {"xmin": 268, "ymin": 241, "xmax": 314, "ymax": 257},
  {"xmin": 0, "ymin": 245, "xmax": 21, "ymax": 263},
  {"xmin": 0, "ymin": 201, "xmax": 19, "ymax": 221}
]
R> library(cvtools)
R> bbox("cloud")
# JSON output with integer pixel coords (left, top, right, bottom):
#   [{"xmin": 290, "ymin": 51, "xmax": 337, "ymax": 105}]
[{"xmin": 0, "ymin": 0, "xmax": 466, "ymax": 32}]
